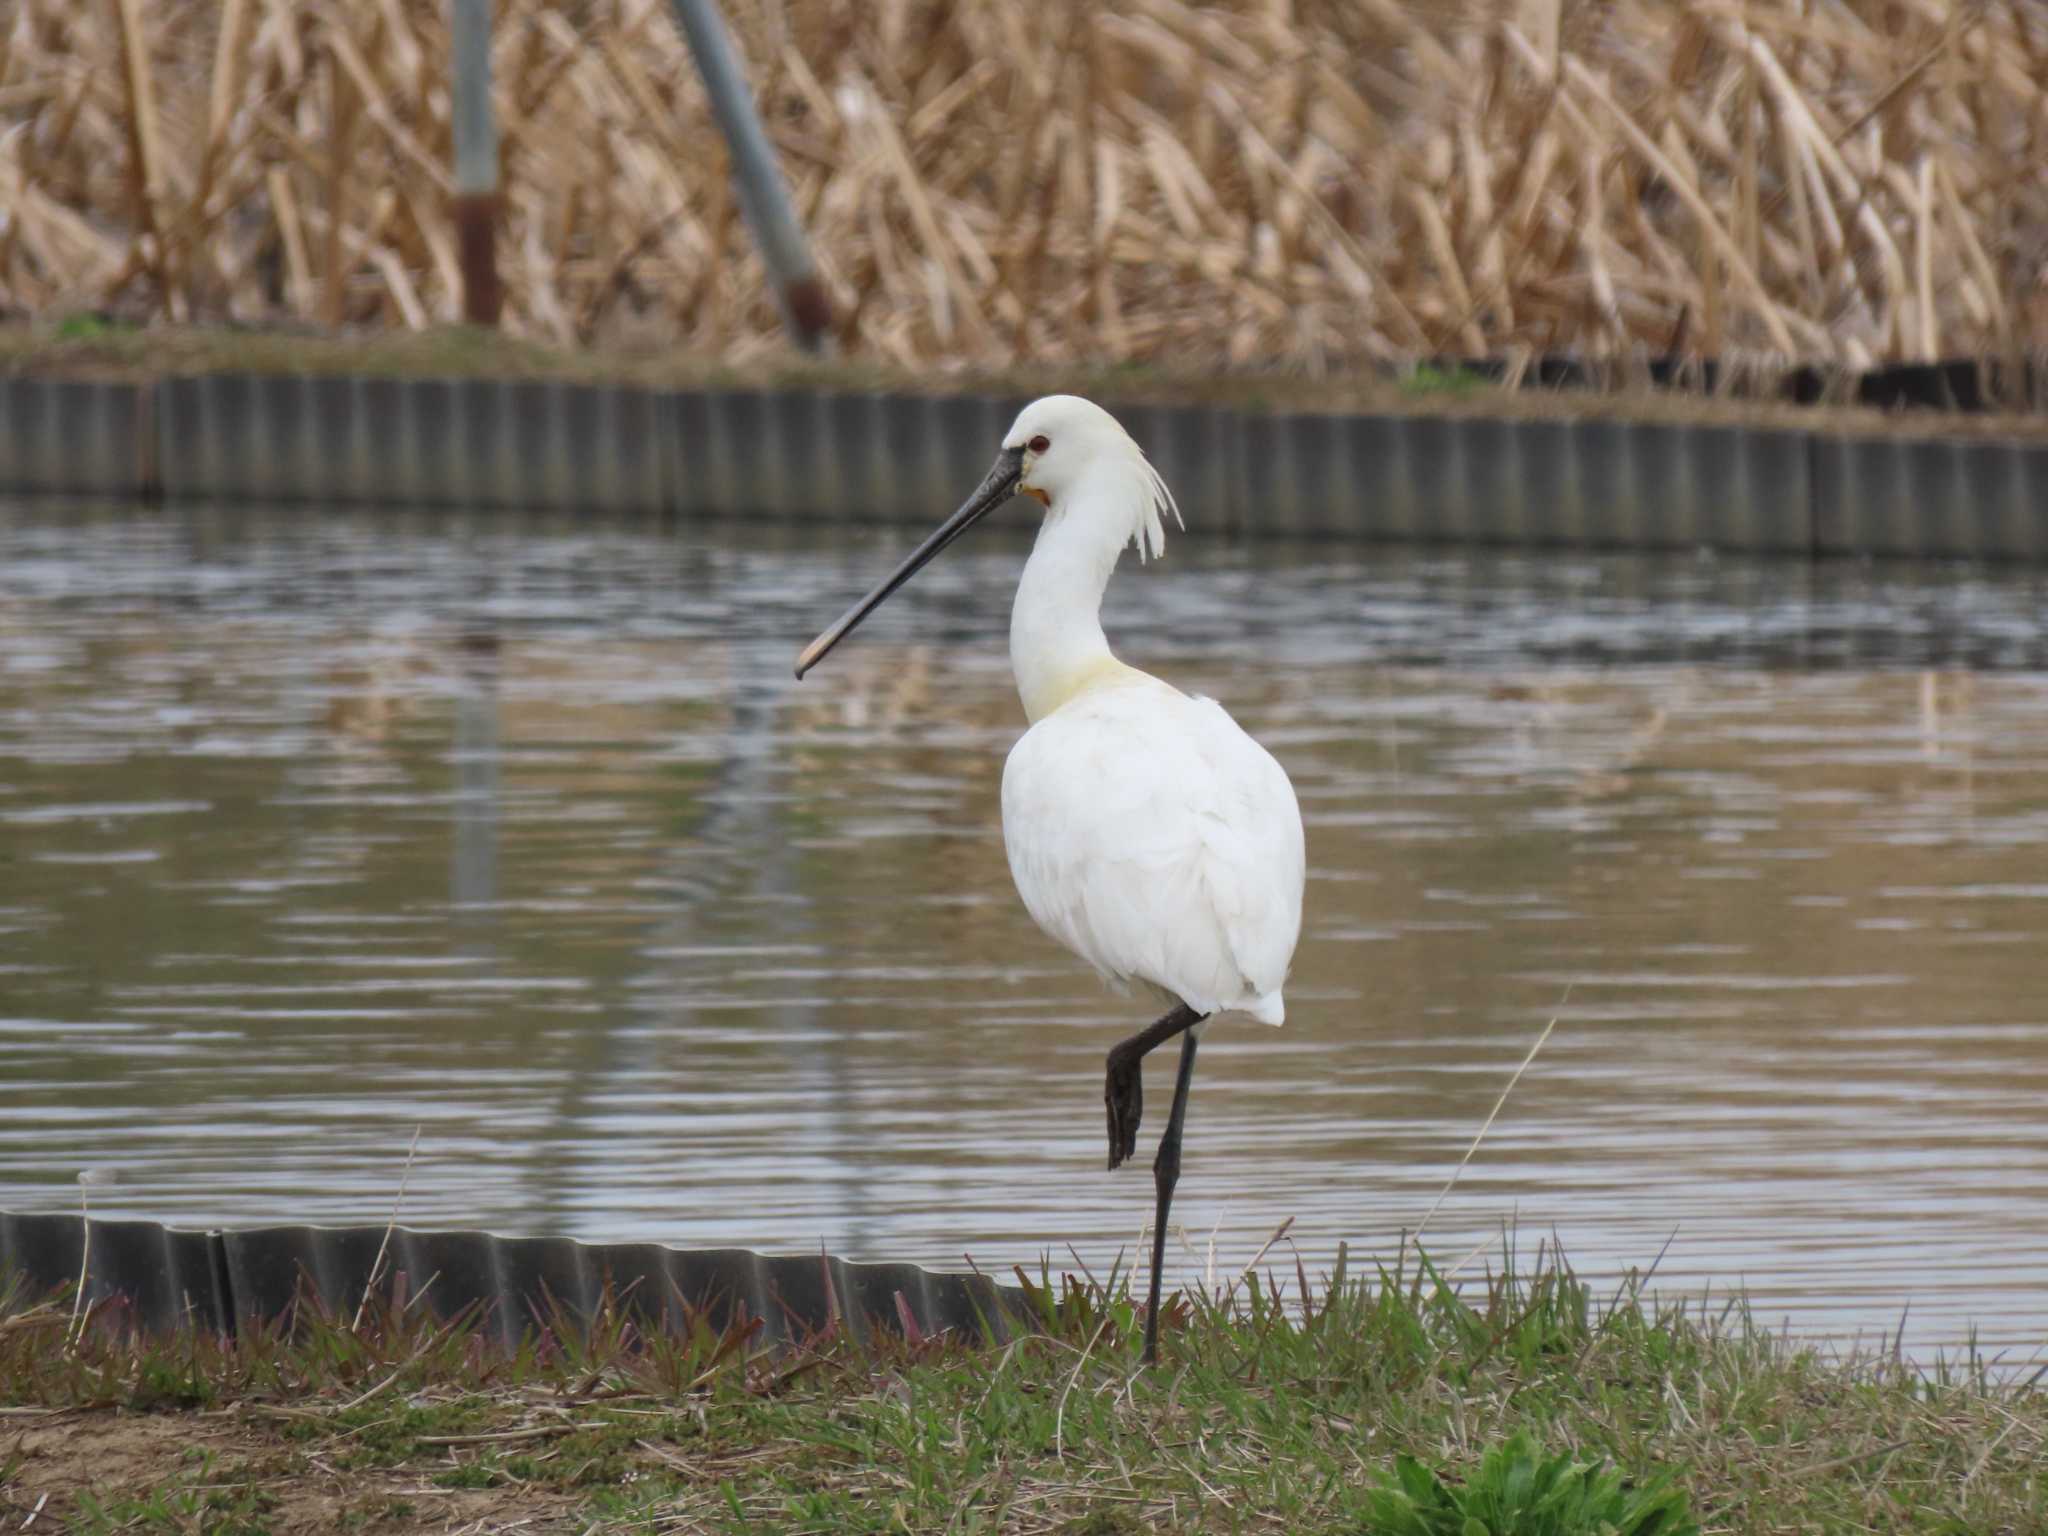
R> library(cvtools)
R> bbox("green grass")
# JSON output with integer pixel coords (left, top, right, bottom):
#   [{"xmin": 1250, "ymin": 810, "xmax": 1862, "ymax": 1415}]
[
  {"xmin": 68, "ymin": 1449, "xmax": 280, "ymax": 1535},
  {"xmin": 51, "ymin": 312, "xmax": 141, "ymax": 344},
  {"xmin": 1398, "ymin": 362, "xmax": 1489, "ymax": 399},
  {"xmin": 3, "ymin": 1245, "xmax": 2045, "ymax": 1533}
]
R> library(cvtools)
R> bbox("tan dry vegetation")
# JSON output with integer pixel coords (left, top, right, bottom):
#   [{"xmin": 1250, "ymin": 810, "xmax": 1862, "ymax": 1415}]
[
  {"xmin": 1, "ymin": 0, "xmax": 2045, "ymax": 380},
  {"xmin": 2, "ymin": 1401, "xmax": 592, "ymax": 1535}
]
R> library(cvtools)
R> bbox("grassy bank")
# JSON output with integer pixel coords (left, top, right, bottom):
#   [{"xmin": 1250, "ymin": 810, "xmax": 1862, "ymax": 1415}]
[
  {"xmin": 2, "ymin": 1, "xmax": 2041, "ymax": 374},
  {"xmin": 8, "ymin": 319, "xmax": 2048, "ymax": 445},
  {"xmin": 4, "ymin": 1248, "xmax": 2043, "ymax": 1534}
]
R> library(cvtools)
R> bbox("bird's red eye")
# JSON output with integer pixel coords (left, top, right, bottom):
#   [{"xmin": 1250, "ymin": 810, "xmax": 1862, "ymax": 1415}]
[{"xmin": 1029, "ymin": 435, "xmax": 1051, "ymax": 454}]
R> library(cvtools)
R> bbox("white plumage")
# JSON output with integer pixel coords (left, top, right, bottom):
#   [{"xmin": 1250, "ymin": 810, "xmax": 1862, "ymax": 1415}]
[
  {"xmin": 1001, "ymin": 674, "xmax": 1303, "ymax": 1024},
  {"xmin": 993, "ymin": 395, "xmax": 1304, "ymax": 1026},
  {"xmin": 795, "ymin": 391, "xmax": 1307, "ymax": 1365}
]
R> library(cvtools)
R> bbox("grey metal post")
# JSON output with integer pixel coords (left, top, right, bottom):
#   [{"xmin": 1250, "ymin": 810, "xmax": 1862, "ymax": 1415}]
[
  {"xmin": 451, "ymin": 0, "xmax": 502, "ymax": 325},
  {"xmin": 667, "ymin": 0, "xmax": 830, "ymax": 351}
]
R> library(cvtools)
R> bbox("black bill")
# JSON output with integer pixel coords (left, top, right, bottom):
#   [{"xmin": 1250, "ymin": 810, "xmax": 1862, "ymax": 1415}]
[{"xmin": 794, "ymin": 445, "xmax": 1024, "ymax": 679}]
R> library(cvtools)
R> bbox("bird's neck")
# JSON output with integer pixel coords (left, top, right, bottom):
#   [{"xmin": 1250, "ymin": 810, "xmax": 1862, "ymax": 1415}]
[{"xmin": 1009, "ymin": 495, "xmax": 1136, "ymax": 725}]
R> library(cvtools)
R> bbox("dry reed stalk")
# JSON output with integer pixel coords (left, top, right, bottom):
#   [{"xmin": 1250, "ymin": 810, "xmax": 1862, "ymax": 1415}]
[
  {"xmin": 1580, "ymin": 157, "xmax": 1622, "ymax": 348},
  {"xmin": 1739, "ymin": 37, "xmax": 1761, "ymax": 287},
  {"xmin": 106, "ymin": 0, "xmax": 166, "ymax": 315},
  {"xmin": 1915, "ymin": 157, "xmax": 1937, "ymax": 363},
  {"xmin": 0, "ymin": 0, "xmax": 2037, "ymax": 376},
  {"xmin": 202, "ymin": 0, "xmax": 249, "ymax": 197},
  {"xmin": 319, "ymin": 34, "xmax": 357, "ymax": 330},
  {"xmin": 266, "ymin": 164, "xmax": 315, "ymax": 313},
  {"xmin": 324, "ymin": 22, "xmax": 450, "ymax": 196},
  {"xmin": 1776, "ymin": 99, "xmax": 1823, "ymax": 309},
  {"xmin": 1548, "ymin": 40, "xmax": 1798, "ymax": 354},
  {"xmin": 1935, "ymin": 158, "xmax": 2006, "ymax": 348}
]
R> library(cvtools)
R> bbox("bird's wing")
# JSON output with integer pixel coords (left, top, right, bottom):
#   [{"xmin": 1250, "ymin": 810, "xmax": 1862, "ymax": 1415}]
[
  {"xmin": 1183, "ymin": 691, "xmax": 1305, "ymax": 1014},
  {"xmin": 1001, "ymin": 680, "xmax": 1304, "ymax": 1020}
]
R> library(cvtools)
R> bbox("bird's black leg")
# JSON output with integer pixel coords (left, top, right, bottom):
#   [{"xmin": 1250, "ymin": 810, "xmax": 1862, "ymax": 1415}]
[
  {"xmin": 1104, "ymin": 1002, "xmax": 1203, "ymax": 1171},
  {"xmin": 1142, "ymin": 1028, "xmax": 1200, "ymax": 1365}
]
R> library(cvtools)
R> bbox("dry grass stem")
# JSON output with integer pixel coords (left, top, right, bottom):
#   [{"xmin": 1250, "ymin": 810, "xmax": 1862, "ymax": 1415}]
[
  {"xmin": 1410, "ymin": 998, "xmax": 1567, "ymax": 1253},
  {"xmin": 353, "ymin": 1124, "xmax": 423, "ymax": 1332},
  {"xmin": 62, "ymin": 1180, "xmax": 90, "ymax": 1351}
]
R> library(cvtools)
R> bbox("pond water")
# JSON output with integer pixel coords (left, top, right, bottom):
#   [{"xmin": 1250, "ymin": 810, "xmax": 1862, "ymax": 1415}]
[{"xmin": 5, "ymin": 497, "xmax": 2048, "ymax": 1362}]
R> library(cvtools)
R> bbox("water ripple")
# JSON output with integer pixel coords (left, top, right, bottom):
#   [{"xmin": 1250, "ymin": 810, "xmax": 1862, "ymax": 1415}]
[{"xmin": 3, "ymin": 501, "xmax": 2048, "ymax": 1360}]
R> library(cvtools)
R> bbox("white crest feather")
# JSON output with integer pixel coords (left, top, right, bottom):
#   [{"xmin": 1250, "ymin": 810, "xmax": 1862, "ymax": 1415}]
[{"xmin": 1130, "ymin": 446, "xmax": 1183, "ymax": 563}]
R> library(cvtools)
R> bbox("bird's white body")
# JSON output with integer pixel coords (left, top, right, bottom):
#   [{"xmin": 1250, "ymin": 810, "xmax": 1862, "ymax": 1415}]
[
  {"xmin": 996, "ymin": 397, "xmax": 1305, "ymax": 1025},
  {"xmin": 1002, "ymin": 675, "xmax": 1302, "ymax": 1022},
  {"xmin": 795, "ymin": 392, "xmax": 1306, "ymax": 1362}
]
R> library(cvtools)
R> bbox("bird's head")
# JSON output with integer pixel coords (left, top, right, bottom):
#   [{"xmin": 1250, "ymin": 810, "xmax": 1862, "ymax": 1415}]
[
  {"xmin": 795, "ymin": 394, "xmax": 1179, "ymax": 679},
  {"xmin": 1006, "ymin": 395, "xmax": 1178, "ymax": 560}
]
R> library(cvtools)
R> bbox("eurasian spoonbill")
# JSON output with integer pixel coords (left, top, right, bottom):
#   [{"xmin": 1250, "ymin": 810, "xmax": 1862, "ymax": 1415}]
[{"xmin": 796, "ymin": 394, "xmax": 1306, "ymax": 1363}]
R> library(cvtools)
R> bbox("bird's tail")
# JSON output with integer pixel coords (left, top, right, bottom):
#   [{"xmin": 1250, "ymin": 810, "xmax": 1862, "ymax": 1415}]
[{"xmin": 1245, "ymin": 990, "xmax": 1285, "ymax": 1027}]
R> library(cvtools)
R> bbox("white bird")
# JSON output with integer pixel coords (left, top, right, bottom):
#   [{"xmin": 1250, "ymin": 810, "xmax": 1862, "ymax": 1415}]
[{"xmin": 796, "ymin": 394, "xmax": 1305, "ymax": 1363}]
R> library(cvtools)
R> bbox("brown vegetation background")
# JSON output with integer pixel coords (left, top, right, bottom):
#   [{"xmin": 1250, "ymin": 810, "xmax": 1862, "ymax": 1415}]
[{"xmin": 2, "ymin": 0, "xmax": 2044, "ymax": 373}]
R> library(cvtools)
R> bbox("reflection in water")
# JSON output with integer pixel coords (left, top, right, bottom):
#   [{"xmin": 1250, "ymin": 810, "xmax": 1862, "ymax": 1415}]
[
  {"xmin": 4, "ymin": 499, "xmax": 2048, "ymax": 1361},
  {"xmin": 451, "ymin": 631, "xmax": 501, "ymax": 915}
]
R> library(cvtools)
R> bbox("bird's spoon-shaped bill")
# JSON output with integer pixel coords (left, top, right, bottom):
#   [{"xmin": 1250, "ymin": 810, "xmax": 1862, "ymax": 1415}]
[{"xmin": 794, "ymin": 445, "xmax": 1024, "ymax": 679}]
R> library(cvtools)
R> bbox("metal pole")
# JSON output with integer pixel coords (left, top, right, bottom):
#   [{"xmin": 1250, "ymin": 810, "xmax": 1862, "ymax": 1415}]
[
  {"xmin": 667, "ymin": 0, "xmax": 830, "ymax": 352},
  {"xmin": 451, "ymin": 0, "xmax": 502, "ymax": 326}
]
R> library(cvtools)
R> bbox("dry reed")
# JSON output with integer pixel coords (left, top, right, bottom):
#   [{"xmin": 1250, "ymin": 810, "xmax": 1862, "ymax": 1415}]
[{"xmin": 1, "ymin": 0, "xmax": 2043, "ymax": 375}]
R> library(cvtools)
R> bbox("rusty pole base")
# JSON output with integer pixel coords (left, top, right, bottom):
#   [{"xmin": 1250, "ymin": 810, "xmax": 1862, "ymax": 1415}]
[{"xmin": 453, "ymin": 192, "xmax": 503, "ymax": 328}]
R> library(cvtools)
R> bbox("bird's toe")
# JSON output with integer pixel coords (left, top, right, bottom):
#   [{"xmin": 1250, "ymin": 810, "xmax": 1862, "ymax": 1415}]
[{"xmin": 1104, "ymin": 1059, "xmax": 1142, "ymax": 1170}]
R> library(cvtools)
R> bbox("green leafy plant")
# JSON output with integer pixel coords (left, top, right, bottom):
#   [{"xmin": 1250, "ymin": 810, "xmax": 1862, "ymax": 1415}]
[{"xmin": 1365, "ymin": 1430, "xmax": 1698, "ymax": 1536}]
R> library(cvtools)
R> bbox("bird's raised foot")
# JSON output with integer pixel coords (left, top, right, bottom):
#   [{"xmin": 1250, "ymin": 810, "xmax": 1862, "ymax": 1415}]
[{"xmin": 1104, "ymin": 1049, "xmax": 1143, "ymax": 1171}]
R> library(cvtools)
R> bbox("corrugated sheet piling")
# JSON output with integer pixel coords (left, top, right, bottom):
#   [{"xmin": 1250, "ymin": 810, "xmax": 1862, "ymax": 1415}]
[
  {"xmin": 0, "ymin": 1212, "xmax": 1032, "ymax": 1348},
  {"xmin": 2, "ymin": 374, "xmax": 2046, "ymax": 558}
]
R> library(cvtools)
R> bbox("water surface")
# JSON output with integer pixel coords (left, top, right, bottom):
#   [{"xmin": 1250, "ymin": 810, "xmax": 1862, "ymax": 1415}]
[{"xmin": 5, "ymin": 499, "xmax": 2048, "ymax": 1360}]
